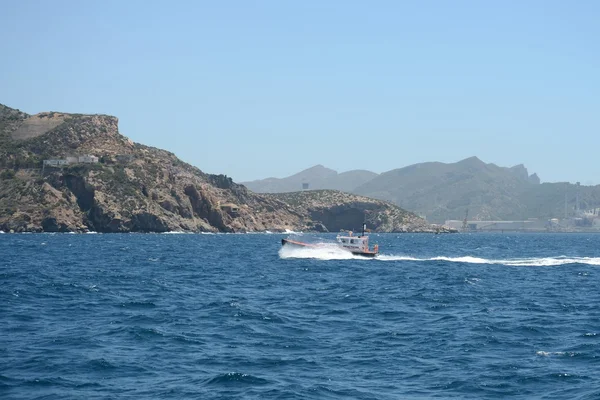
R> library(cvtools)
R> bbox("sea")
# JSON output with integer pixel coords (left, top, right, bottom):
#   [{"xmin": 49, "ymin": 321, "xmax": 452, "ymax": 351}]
[{"xmin": 1, "ymin": 232, "xmax": 599, "ymax": 399}]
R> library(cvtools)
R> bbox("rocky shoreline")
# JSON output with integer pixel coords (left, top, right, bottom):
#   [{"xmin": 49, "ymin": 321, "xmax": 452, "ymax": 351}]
[{"xmin": 0, "ymin": 104, "xmax": 455, "ymax": 234}]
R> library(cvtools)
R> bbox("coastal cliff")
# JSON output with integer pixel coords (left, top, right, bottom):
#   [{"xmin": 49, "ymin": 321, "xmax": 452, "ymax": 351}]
[
  {"xmin": 267, "ymin": 190, "xmax": 448, "ymax": 233},
  {"xmin": 0, "ymin": 104, "xmax": 451, "ymax": 233}
]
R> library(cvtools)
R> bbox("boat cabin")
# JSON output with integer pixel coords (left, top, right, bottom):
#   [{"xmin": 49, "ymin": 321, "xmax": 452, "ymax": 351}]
[{"xmin": 336, "ymin": 231, "xmax": 370, "ymax": 253}]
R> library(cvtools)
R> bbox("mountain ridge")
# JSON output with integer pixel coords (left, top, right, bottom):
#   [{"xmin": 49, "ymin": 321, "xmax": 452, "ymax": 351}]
[
  {"xmin": 242, "ymin": 165, "xmax": 379, "ymax": 193},
  {"xmin": 243, "ymin": 158, "xmax": 600, "ymax": 223}
]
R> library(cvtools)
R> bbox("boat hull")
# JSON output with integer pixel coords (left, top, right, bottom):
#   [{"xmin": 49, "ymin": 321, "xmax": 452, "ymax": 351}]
[{"xmin": 281, "ymin": 239, "xmax": 378, "ymax": 258}]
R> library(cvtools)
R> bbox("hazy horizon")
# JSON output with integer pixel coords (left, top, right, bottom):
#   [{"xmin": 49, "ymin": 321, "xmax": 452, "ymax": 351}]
[{"xmin": 2, "ymin": 1, "xmax": 598, "ymax": 185}]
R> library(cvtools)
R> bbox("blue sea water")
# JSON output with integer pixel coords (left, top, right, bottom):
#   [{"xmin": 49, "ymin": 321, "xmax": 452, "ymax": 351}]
[{"xmin": 1, "ymin": 232, "xmax": 600, "ymax": 399}]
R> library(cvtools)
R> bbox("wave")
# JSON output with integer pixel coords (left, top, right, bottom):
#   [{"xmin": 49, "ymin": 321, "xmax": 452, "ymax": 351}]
[
  {"xmin": 204, "ymin": 372, "xmax": 270, "ymax": 386},
  {"xmin": 279, "ymin": 246, "xmax": 600, "ymax": 265},
  {"xmin": 279, "ymin": 243, "xmax": 363, "ymax": 260},
  {"xmin": 377, "ymin": 255, "xmax": 600, "ymax": 266}
]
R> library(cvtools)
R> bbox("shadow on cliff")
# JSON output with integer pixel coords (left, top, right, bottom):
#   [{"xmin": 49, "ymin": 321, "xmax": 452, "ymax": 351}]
[
  {"xmin": 310, "ymin": 206, "xmax": 370, "ymax": 232},
  {"xmin": 184, "ymin": 185, "xmax": 231, "ymax": 232}
]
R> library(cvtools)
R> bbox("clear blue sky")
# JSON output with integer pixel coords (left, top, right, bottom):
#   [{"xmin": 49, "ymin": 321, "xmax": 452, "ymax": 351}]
[{"xmin": 1, "ymin": 1, "xmax": 598, "ymax": 184}]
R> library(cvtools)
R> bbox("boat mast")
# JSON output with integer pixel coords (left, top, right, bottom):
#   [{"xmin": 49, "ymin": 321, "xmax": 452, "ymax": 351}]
[{"xmin": 362, "ymin": 211, "xmax": 367, "ymax": 236}]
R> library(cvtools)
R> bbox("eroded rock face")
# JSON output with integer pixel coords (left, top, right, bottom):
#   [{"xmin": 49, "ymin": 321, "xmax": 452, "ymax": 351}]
[
  {"xmin": 309, "ymin": 206, "xmax": 367, "ymax": 233},
  {"xmin": 130, "ymin": 212, "xmax": 171, "ymax": 233},
  {"xmin": 63, "ymin": 174, "xmax": 95, "ymax": 211},
  {"xmin": 41, "ymin": 217, "xmax": 71, "ymax": 233}
]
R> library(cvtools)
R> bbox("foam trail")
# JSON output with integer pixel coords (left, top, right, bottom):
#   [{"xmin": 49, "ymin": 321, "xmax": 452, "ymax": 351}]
[
  {"xmin": 279, "ymin": 243, "xmax": 362, "ymax": 260},
  {"xmin": 376, "ymin": 254, "xmax": 600, "ymax": 266}
]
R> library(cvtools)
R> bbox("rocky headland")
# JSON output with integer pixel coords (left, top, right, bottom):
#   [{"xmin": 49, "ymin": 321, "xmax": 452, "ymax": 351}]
[
  {"xmin": 0, "ymin": 104, "xmax": 452, "ymax": 233},
  {"xmin": 266, "ymin": 190, "xmax": 450, "ymax": 233}
]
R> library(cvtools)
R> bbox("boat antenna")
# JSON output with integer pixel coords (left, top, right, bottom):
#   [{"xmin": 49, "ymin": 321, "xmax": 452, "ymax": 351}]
[{"xmin": 362, "ymin": 211, "xmax": 367, "ymax": 236}]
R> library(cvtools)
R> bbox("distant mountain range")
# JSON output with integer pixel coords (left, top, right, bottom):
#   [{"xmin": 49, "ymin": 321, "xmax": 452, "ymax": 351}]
[
  {"xmin": 243, "ymin": 164, "xmax": 378, "ymax": 193},
  {"xmin": 243, "ymin": 158, "xmax": 600, "ymax": 223}
]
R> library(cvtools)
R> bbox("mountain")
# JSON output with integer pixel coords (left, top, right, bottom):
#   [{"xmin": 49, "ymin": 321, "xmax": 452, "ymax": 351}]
[
  {"xmin": 352, "ymin": 157, "xmax": 600, "ymax": 223},
  {"xmin": 0, "ymin": 104, "xmax": 444, "ymax": 233},
  {"xmin": 242, "ymin": 165, "xmax": 378, "ymax": 193},
  {"xmin": 247, "ymin": 156, "xmax": 600, "ymax": 224},
  {"xmin": 352, "ymin": 156, "xmax": 543, "ymax": 222}
]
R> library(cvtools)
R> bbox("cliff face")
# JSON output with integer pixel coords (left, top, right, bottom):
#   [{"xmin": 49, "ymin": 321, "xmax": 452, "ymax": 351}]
[
  {"xmin": 0, "ymin": 104, "xmax": 447, "ymax": 233},
  {"xmin": 0, "ymin": 165, "xmax": 310, "ymax": 233},
  {"xmin": 266, "ymin": 190, "xmax": 452, "ymax": 233}
]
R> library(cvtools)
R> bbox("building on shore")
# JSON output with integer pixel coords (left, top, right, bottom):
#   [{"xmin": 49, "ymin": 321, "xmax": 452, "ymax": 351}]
[
  {"xmin": 219, "ymin": 203, "xmax": 240, "ymax": 216},
  {"xmin": 43, "ymin": 159, "xmax": 69, "ymax": 167},
  {"xmin": 444, "ymin": 219, "xmax": 550, "ymax": 232},
  {"xmin": 445, "ymin": 216, "xmax": 600, "ymax": 232}
]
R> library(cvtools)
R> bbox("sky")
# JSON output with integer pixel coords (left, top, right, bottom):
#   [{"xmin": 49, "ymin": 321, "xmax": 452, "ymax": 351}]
[{"xmin": 1, "ymin": 1, "xmax": 599, "ymax": 184}]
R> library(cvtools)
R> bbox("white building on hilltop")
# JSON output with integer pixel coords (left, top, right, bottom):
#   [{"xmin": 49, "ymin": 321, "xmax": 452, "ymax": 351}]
[
  {"xmin": 78, "ymin": 155, "xmax": 99, "ymax": 163},
  {"xmin": 43, "ymin": 154, "xmax": 99, "ymax": 168}
]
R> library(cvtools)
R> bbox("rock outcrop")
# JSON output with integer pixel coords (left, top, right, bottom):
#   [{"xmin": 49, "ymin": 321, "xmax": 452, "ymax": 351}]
[
  {"xmin": 267, "ymin": 190, "xmax": 452, "ymax": 233},
  {"xmin": 0, "ymin": 104, "xmax": 449, "ymax": 233}
]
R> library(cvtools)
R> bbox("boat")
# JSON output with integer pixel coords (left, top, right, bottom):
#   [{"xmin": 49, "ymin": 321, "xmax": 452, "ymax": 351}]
[{"xmin": 281, "ymin": 223, "xmax": 379, "ymax": 258}]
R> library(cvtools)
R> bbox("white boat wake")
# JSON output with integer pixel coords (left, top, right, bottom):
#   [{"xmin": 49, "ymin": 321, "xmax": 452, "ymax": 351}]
[
  {"xmin": 279, "ymin": 248, "xmax": 600, "ymax": 266},
  {"xmin": 376, "ymin": 255, "xmax": 600, "ymax": 266},
  {"xmin": 279, "ymin": 243, "xmax": 362, "ymax": 260}
]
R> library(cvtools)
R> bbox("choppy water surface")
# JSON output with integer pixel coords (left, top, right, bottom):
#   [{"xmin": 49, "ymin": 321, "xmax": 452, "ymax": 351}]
[{"xmin": 1, "ymin": 232, "xmax": 599, "ymax": 399}]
